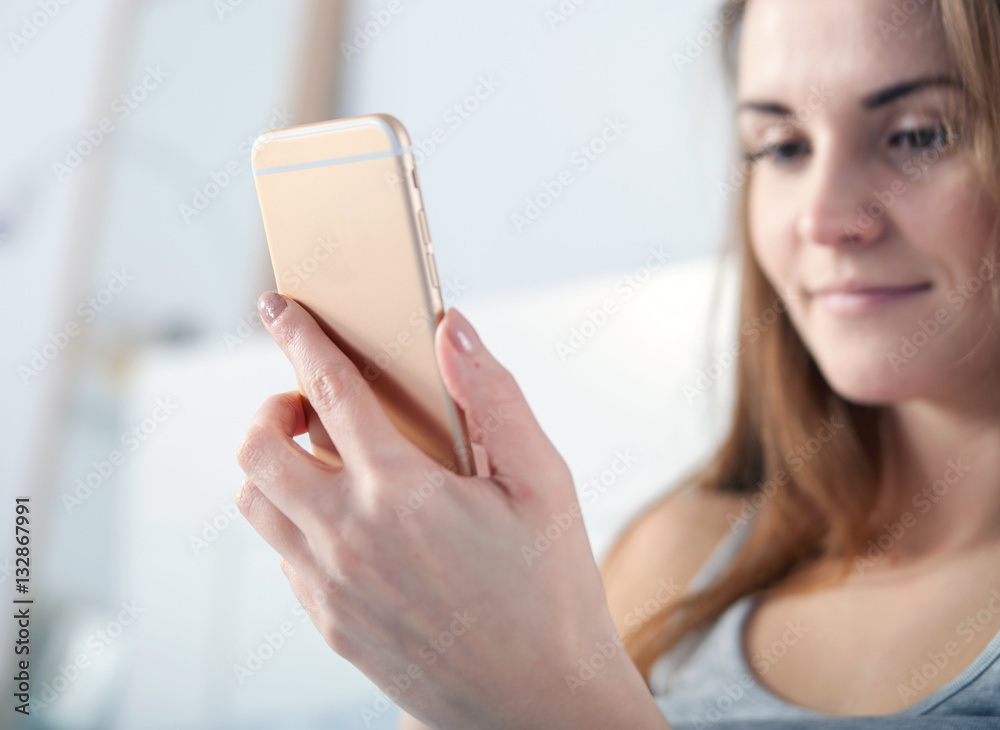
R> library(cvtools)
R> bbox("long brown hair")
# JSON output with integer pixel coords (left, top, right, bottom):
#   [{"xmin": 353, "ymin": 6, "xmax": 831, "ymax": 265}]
[{"xmin": 613, "ymin": 0, "xmax": 1000, "ymax": 682}]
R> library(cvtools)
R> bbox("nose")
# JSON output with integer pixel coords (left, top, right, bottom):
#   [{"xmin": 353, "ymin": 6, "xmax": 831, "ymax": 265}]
[{"xmin": 796, "ymin": 137, "xmax": 886, "ymax": 247}]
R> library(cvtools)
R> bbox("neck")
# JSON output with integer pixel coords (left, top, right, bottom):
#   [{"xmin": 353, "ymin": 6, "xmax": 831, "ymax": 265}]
[{"xmin": 876, "ymin": 381, "xmax": 1000, "ymax": 557}]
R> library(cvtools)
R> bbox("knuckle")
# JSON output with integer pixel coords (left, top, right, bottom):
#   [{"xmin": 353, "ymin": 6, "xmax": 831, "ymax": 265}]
[
  {"xmin": 357, "ymin": 459, "xmax": 414, "ymax": 519},
  {"xmin": 235, "ymin": 478, "xmax": 263, "ymax": 520},
  {"xmin": 321, "ymin": 530, "xmax": 369, "ymax": 588},
  {"xmin": 549, "ymin": 457, "xmax": 574, "ymax": 489},
  {"xmin": 236, "ymin": 423, "xmax": 272, "ymax": 475},
  {"xmin": 310, "ymin": 361, "xmax": 362, "ymax": 414},
  {"xmin": 361, "ymin": 451, "xmax": 404, "ymax": 485},
  {"xmin": 318, "ymin": 616, "xmax": 348, "ymax": 654},
  {"xmin": 533, "ymin": 459, "xmax": 575, "ymax": 503},
  {"xmin": 332, "ymin": 541, "xmax": 364, "ymax": 584},
  {"xmin": 315, "ymin": 572, "xmax": 342, "ymax": 601},
  {"xmin": 306, "ymin": 530, "xmax": 354, "ymax": 583},
  {"xmin": 368, "ymin": 485, "xmax": 403, "ymax": 527},
  {"xmin": 266, "ymin": 392, "xmax": 298, "ymax": 427},
  {"xmin": 489, "ymin": 367, "xmax": 520, "ymax": 400},
  {"xmin": 479, "ymin": 369, "xmax": 522, "ymax": 413}
]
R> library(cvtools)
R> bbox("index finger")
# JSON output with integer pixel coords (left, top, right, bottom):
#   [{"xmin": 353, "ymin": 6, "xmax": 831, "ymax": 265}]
[{"xmin": 258, "ymin": 291, "xmax": 405, "ymax": 471}]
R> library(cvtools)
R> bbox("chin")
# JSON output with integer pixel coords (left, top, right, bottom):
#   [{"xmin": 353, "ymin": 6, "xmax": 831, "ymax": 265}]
[{"xmin": 804, "ymin": 342, "xmax": 939, "ymax": 406}]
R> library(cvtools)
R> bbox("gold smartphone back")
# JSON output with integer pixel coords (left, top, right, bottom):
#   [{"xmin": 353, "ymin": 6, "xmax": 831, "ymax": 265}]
[{"xmin": 251, "ymin": 114, "xmax": 475, "ymax": 476}]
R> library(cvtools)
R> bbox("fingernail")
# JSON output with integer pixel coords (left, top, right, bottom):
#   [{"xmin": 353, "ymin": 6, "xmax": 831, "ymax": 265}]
[
  {"xmin": 447, "ymin": 308, "xmax": 479, "ymax": 354},
  {"xmin": 258, "ymin": 292, "xmax": 287, "ymax": 324}
]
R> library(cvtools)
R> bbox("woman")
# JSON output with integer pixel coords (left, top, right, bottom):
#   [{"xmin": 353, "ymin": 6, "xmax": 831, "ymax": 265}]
[{"xmin": 236, "ymin": 0, "xmax": 1000, "ymax": 727}]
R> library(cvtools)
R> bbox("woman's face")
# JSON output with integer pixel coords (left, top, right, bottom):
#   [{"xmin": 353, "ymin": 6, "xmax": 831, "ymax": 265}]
[{"xmin": 739, "ymin": 0, "xmax": 1000, "ymax": 405}]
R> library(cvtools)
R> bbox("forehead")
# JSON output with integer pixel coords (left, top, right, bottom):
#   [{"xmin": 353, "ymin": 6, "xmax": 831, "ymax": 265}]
[{"xmin": 737, "ymin": 0, "xmax": 954, "ymax": 102}]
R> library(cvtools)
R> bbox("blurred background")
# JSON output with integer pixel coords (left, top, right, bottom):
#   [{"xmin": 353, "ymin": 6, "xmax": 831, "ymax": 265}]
[{"xmin": 1, "ymin": 0, "xmax": 744, "ymax": 727}]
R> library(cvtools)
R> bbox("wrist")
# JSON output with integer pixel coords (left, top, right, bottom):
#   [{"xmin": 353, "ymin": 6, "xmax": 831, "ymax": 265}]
[
  {"xmin": 563, "ymin": 652, "xmax": 672, "ymax": 730},
  {"xmin": 512, "ymin": 638, "xmax": 671, "ymax": 730}
]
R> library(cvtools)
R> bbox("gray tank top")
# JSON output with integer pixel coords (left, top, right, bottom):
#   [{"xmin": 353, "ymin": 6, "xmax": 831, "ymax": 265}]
[{"xmin": 649, "ymin": 516, "xmax": 1000, "ymax": 729}]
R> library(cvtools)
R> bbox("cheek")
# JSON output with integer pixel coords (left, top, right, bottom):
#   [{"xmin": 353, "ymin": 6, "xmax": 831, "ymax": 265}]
[
  {"xmin": 747, "ymin": 176, "xmax": 798, "ymax": 296},
  {"xmin": 893, "ymin": 163, "xmax": 999, "ymax": 283},
  {"xmin": 889, "ymin": 162, "xmax": 1000, "ymax": 371}
]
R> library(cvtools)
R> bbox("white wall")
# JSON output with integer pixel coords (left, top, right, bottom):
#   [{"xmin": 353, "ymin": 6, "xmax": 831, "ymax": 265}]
[{"xmin": 338, "ymin": 0, "xmax": 738, "ymax": 301}]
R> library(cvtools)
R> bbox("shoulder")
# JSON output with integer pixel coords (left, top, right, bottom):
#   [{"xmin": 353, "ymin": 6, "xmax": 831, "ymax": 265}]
[{"xmin": 599, "ymin": 484, "xmax": 744, "ymax": 635}]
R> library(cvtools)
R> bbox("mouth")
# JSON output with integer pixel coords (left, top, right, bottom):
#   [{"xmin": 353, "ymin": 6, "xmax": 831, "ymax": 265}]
[{"xmin": 808, "ymin": 282, "xmax": 934, "ymax": 315}]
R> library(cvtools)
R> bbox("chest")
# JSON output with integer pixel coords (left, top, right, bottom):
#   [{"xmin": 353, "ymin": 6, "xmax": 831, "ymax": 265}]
[{"xmin": 742, "ymin": 558, "xmax": 1000, "ymax": 715}]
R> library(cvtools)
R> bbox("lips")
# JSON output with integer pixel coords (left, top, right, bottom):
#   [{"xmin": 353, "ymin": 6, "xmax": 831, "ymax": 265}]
[{"xmin": 809, "ymin": 282, "xmax": 933, "ymax": 315}]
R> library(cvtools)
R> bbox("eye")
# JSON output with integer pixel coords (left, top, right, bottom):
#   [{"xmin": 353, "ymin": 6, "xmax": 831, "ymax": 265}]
[
  {"xmin": 745, "ymin": 139, "xmax": 811, "ymax": 166},
  {"xmin": 888, "ymin": 125, "xmax": 956, "ymax": 154}
]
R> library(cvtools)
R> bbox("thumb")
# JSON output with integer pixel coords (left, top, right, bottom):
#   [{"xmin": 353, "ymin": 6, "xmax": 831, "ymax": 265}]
[{"xmin": 435, "ymin": 308, "xmax": 569, "ymax": 500}]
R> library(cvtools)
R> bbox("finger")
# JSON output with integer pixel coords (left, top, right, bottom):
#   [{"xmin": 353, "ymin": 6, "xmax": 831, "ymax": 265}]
[
  {"xmin": 280, "ymin": 555, "xmax": 343, "ymax": 617},
  {"xmin": 257, "ymin": 292, "xmax": 405, "ymax": 471},
  {"xmin": 280, "ymin": 557, "xmax": 321, "ymax": 615},
  {"xmin": 435, "ymin": 308, "xmax": 570, "ymax": 501},
  {"xmin": 237, "ymin": 391, "xmax": 340, "ymax": 531},
  {"xmin": 298, "ymin": 389, "xmax": 346, "ymax": 470},
  {"xmin": 235, "ymin": 475, "xmax": 343, "ymax": 602},
  {"xmin": 237, "ymin": 476, "xmax": 317, "ymax": 574}
]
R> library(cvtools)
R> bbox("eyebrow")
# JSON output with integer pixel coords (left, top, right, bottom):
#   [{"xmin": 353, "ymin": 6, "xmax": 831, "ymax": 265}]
[{"xmin": 736, "ymin": 75, "xmax": 961, "ymax": 116}]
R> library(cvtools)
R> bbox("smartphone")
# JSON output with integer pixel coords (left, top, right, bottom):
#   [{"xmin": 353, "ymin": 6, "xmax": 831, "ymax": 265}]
[{"xmin": 251, "ymin": 113, "xmax": 476, "ymax": 477}]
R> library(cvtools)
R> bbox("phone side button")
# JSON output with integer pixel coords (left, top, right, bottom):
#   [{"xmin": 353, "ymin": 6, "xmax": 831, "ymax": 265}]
[
  {"xmin": 425, "ymin": 251, "xmax": 440, "ymax": 288},
  {"xmin": 417, "ymin": 209, "xmax": 432, "ymax": 250}
]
